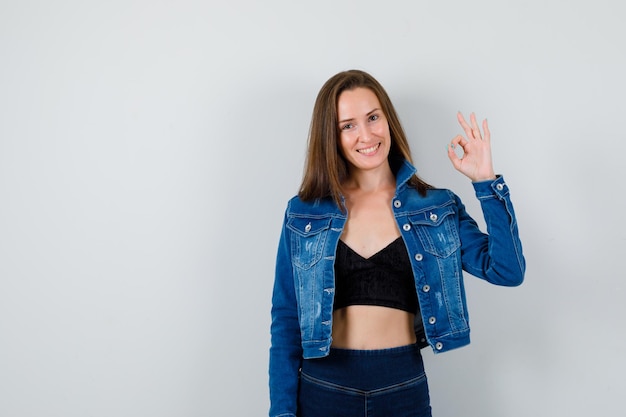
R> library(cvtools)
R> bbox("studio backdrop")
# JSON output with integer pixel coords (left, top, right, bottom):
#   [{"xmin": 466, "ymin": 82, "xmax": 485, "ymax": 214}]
[{"xmin": 0, "ymin": 1, "xmax": 624, "ymax": 416}]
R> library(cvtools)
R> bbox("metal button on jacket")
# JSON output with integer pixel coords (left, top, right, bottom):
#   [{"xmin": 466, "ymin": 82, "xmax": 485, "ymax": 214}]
[
  {"xmin": 428, "ymin": 316, "xmax": 436, "ymax": 325},
  {"xmin": 430, "ymin": 213, "xmax": 438, "ymax": 222},
  {"xmin": 422, "ymin": 285, "xmax": 430, "ymax": 292},
  {"xmin": 414, "ymin": 253, "xmax": 423, "ymax": 261},
  {"xmin": 496, "ymin": 183, "xmax": 504, "ymax": 191},
  {"xmin": 403, "ymin": 224, "xmax": 411, "ymax": 231},
  {"xmin": 394, "ymin": 200, "xmax": 402, "ymax": 208},
  {"xmin": 435, "ymin": 342, "xmax": 443, "ymax": 350},
  {"xmin": 304, "ymin": 222, "xmax": 311, "ymax": 233}
]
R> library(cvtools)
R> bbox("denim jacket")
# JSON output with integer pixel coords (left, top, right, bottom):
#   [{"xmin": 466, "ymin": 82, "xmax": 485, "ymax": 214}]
[{"xmin": 269, "ymin": 160, "xmax": 525, "ymax": 417}]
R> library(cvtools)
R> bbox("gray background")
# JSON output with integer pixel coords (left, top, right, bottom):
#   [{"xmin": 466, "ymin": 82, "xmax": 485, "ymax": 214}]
[{"xmin": 1, "ymin": 0, "xmax": 624, "ymax": 416}]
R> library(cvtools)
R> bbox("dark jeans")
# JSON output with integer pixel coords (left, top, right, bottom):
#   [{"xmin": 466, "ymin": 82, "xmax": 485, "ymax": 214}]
[{"xmin": 298, "ymin": 343, "xmax": 432, "ymax": 417}]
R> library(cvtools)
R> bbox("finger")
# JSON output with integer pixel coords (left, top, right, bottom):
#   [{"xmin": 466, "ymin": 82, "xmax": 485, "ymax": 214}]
[
  {"xmin": 457, "ymin": 112, "xmax": 474, "ymax": 140},
  {"xmin": 482, "ymin": 118, "xmax": 490, "ymax": 143},
  {"xmin": 450, "ymin": 134, "xmax": 467, "ymax": 149},
  {"xmin": 448, "ymin": 134, "xmax": 467, "ymax": 164},
  {"xmin": 470, "ymin": 112, "xmax": 482, "ymax": 140}
]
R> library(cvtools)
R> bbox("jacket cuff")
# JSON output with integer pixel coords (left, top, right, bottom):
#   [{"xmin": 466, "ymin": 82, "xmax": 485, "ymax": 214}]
[{"xmin": 472, "ymin": 175, "xmax": 509, "ymax": 200}]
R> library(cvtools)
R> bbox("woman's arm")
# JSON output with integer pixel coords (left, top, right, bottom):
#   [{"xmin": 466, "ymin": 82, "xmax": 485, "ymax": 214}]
[
  {"xmin": 446, "ymin": 112, "xmax": 525, "ymax": 284},
  {"xmin": 269, "ymin": 208, "xmax": 303, "ymax": 417},
  {"xmin": 455, "ymin": 178, "xmax": 525, "ymax": 286}
]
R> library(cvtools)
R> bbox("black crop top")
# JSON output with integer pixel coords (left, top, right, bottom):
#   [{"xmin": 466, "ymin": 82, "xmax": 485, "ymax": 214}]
[{"xmin": 333, "ymin": 237, "xmax": 419, "ymax": 314}]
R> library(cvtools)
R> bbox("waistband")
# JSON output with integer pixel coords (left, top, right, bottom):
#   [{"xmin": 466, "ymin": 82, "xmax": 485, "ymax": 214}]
[
  {"xmin": 301, "ymin": 343, "xmax": 425, "ymax": 391},
  {"xmin": 329, "ymin": 342, "xmax": 421, "ymax": 357}
]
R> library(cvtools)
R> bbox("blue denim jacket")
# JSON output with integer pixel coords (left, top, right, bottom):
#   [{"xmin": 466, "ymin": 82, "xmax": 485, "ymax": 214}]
[{"xmin": 269, "ymin": 160, "xmax": 525, "ymax": 417}]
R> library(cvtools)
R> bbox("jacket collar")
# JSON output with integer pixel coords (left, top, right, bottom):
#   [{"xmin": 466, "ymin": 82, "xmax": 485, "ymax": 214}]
[{"xmin": 395, "ymin": 159, "xmax": 417, "ymax": 192}]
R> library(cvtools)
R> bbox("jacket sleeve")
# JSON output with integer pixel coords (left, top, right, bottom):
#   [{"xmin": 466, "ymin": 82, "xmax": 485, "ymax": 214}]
[
  {"xmin": 456, "ymin": 175, "xmax": 526, "ymax": 286},
  {"xmin": 269, "ymin": 206, "xmax": 303, "ymax": 417}
]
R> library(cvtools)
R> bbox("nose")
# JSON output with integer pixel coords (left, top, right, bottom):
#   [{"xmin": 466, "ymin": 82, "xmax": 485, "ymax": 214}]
[{"xmin": 358, "ymin": 124, "xmax": 374, "ymax": 142}]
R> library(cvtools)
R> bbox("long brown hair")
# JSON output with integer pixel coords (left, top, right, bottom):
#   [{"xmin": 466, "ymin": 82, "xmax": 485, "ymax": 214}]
[{"xmin": 298, "ymin": 69, "xmax": 431, "ymax": 208}]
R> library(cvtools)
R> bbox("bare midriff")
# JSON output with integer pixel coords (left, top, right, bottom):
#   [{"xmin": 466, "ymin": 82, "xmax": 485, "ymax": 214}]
[{"xmin": 331, "ymin": 305, "xmax": 416, "ymax": 349}]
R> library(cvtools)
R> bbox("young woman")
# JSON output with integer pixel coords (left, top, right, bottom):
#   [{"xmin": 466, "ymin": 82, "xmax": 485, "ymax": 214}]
[{"xmin": 269, "ymin": 70, "xmax": 525, "ymax": 417}]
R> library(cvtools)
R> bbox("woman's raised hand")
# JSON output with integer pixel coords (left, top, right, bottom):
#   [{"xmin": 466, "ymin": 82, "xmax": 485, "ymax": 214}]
[{"xmin": 447, "ymin": 112, "xmax": 497, "ymax": 182}]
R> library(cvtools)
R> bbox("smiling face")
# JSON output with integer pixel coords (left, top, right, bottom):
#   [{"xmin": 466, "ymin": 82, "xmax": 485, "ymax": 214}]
[{"xmin": 337, "ymin": 87, "xmax": 392, "ymax": 175}]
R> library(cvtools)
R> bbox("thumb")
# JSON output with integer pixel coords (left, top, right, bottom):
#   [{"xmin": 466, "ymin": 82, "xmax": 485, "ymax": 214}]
[{"xmin": 447, "ymin": 143, "xmax": 462, "ymax": 171}]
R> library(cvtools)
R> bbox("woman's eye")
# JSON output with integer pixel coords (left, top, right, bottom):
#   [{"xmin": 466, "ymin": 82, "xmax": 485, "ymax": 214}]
[
  {"xmin": 369, "ymin": 114, "xmax": 379, "ymax": 122},
  {"xmin": 341, "ymin": 123, "xmax": 354, "ymax": 130}
]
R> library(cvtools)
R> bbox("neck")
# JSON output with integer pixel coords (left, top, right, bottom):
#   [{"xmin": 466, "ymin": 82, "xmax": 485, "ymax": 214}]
[{"xmin": 344, "ymin": 164, "xmax": 396, "ymax": 193}]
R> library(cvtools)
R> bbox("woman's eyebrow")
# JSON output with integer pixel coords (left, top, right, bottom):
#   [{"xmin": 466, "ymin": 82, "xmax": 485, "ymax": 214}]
[{"xmin": 338, "ymin": 108, "xmax": 380, "ymax": 124}]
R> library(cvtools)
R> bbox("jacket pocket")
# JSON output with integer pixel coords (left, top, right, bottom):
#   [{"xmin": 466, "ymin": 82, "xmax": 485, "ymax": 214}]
[
  {"xmin": 287, "ymin": 217, "xmax": 331, "ymax": 270},
  {"xmin": 409, "ymin": 206, "xmax": 460, "ymax": 258}
]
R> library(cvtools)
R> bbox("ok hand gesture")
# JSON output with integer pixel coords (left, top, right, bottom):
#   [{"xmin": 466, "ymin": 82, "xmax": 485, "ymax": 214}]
[{"xmin": 447, "ymin": 112, "xmax": 497, "ymax": 182}]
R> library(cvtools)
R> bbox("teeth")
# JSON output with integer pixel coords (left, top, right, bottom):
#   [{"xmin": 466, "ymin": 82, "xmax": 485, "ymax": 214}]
[{"xmin": 357, "ymin": 143, "xmax": 380, "ymax": 154}]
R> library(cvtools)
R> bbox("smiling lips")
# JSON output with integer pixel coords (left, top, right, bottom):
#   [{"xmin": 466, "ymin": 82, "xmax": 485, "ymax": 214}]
[{"xmin": 356, "ymin": 143, "xmax": 381, "ymax": 155}]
